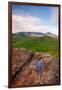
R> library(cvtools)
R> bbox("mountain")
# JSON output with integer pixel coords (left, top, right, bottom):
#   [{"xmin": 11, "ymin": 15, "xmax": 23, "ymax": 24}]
[
  {"xmin": 45, "ymin": 32, "xmax": 58, "ymax": 38},
  {"xmin": 13, "ymin": 32, "xmax": 57, "ymax": 38},
  {"xmin": 13, "ymin": 32, "xmax": 44, "ymax": 37},
  {"xmin": 24, "ymin": 32, "xmax": 44, "ymax": 37},
  {"xmin": 12, "ymin": 32, "xmax": 58, "ymax": 57}
]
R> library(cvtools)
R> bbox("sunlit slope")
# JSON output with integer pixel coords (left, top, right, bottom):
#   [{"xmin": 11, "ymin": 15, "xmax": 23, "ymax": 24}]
[{"xmin": 12, "ymin": 34, "xmax": 58, "ymax": 57}]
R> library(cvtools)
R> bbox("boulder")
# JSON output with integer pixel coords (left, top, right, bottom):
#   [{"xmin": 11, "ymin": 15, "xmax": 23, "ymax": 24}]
[
  {"xmin": 12, "ymin": 48, "xmax": 33, "ymax": 76},
  {"xmin": 11, "ymin": 48, "xmax": 59, "ymax": 87}
]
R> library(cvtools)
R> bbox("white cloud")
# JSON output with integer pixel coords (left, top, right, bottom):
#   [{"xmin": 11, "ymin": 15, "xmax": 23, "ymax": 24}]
[
  {"xmin": 50, "ymin": 7, "xmax": 58, "ymax": 26},
  {"xmin": 12, "ymin": 14, "xmax": 58, "ymax": 35}
]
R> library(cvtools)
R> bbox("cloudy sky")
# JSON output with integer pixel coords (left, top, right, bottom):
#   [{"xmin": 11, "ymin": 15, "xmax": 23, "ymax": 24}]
[{"xmin": 12, "ymin": 4, "xmax": 59, "ymax": 35}]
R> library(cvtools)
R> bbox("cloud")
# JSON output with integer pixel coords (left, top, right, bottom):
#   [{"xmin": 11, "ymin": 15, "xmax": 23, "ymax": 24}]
[
  {"xmin": 12, "ymin": 14, "xmax": 58, "ymax": 35},
  {"xmin": 50, "ymin": 7, "xmax": 58, "ymax": 26}
]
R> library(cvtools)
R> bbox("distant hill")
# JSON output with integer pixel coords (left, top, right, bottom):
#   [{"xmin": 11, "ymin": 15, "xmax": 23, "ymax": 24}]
[
  {"xmin": 13, "ymin": 32, "xmax": 44, "ymax": 37},
  {"xmin": 46, "ymin": 32, "xmax": 58, "ymax": 38},
  {"xmin": 13, "ymin": 32, "xmax": 57, "ymax": 38},
  {"xmin": 12, "ymin": 32, "xmax": 58, "ymax": 57}
]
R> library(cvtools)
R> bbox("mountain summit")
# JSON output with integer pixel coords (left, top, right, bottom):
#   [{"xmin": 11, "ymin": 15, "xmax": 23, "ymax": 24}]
[{"xmin": 13, "ymin": 32, "xmax": 57, "ymax": 38}]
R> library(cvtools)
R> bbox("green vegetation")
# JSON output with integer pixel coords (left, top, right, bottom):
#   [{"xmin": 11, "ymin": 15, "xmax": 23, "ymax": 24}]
[{"xmin": 12, "ymin": 35, "xmax": 58, "ymax": 57}]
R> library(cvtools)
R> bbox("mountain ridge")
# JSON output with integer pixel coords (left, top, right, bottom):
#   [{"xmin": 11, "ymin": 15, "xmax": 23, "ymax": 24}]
[{"xmin": 13, "ymin": 32, "xmax": 58, "ymax": 38}]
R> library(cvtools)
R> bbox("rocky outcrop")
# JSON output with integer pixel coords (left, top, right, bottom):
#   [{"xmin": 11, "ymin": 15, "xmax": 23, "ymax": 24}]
[
  {"xmin": 12, "ymin": 48, "xmax": 33, "ymax": 77},
  {"xmin": 11, "ymin": 48, "xmax": 60, "ymax": 87}
]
